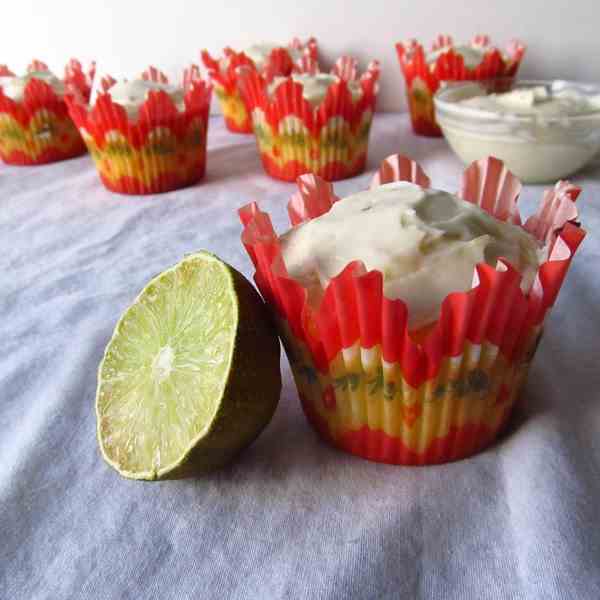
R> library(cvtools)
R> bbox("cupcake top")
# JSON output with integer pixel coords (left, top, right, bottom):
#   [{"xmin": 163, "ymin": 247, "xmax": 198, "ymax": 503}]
[
  {"xmin": 220, "ymin": 42, "xmax": 302, "ymax": 72},
  {"xmin": 280, "ymin": 181, "xmax": 542, "ymax": 329},
  {"xmin": 456, "ymin": 84, "xmax": 600, "ymax": 117},
  {"xmin": 243, "ymin": 42, "xmax": 302, "ymax": 70},
  {"xmin": 106, "ymin": 79, "xmax": 185, "ymax": 118},
  {"xmin": 426, "ymin": 43, "xmax": 490, "ymax": 69},
  {"xmin": 0, "ymin": 71, "xmax": 65, "ymax": 101},
  {"xmin": 268, "ymin": 73, "xmax": 363, "ymax": 106}
]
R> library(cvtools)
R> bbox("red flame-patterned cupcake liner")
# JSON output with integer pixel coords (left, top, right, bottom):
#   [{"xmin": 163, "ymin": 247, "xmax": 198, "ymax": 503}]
[
  {"xmin": 239, "ymin": 154, "xmax": 584, "ymax": 465},
  {"xmin": 0, "ymin": 59, "xmax": 95, "ymax": 165},
  {"xmin": 238, "ymin": 56, "xmax": 380, "ymax": 182},
  {"xmin": 66, "ymin": 66, "xmax": 212, "ymax": 195},
  {"xmin": 396, "ymin": 35, "xmax": 526, "ymax": 137},
  {"xmin": 201, "ymin": 38, "xmax": 318, "ymax": 134}
]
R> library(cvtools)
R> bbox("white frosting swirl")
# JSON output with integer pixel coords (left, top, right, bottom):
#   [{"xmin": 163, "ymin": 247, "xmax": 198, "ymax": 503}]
[
  {"xmin": 243, "ymin": 43, "xmax": 302, "ymax": 70},
  {"xmin": 280, "ymin": 182, "xmax": 542, "ymax": 329},
  {"xmin": 268, "ymin": 73, "xmax": 363, "ymax": 106},
  {"xmin": 427, "ymin": 44, "xmax": 488, "ymax": 69},
  {"xmin": 106, "ymin": 79, "xmax": 185, "ymax": 119},
  {"xmin": 0, "ymin": 71, "xmax": 65, "ymax": 101},
  {"xmin": 219, "ymin": 43, "xmax": 302, "ymax": 72}
]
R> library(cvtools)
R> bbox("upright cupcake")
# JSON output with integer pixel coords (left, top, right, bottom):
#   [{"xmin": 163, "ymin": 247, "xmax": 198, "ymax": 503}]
[
  {"xmin": 0, "ymin": 60, "xmax": 94, "ymax": 165},
  {"xmin": 239, "ymin": 154, "xmax": 584, "ymax": 465},
  {"xmin": 396, "ymin": 35, "xmax": 525, "ymax": 136},
  {"xmin": 238, "ymin": 56, "xmax": 380, "ymax": 182},
  {"xmin": 202, "ymin": 38, "xmax": 318, "ymax": 133},
  {"xmin": 66, "ymin": 66, "xmax": 212, "ymax": 195}
]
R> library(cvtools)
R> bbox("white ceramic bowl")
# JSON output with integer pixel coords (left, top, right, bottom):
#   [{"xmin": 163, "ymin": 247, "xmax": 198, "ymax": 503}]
[{"xmin": 434, "ymin": 79, "xmax": 600, "ymax": 183}]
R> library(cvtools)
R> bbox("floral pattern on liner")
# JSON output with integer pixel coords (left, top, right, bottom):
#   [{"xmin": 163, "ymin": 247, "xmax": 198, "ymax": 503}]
[
  {"xmin": 0, "ymin": 60, "xmax": 95, "ymax": 165},
  {"xmin": 66, "ymin": 66, "xmax": 212, "ymax": 195},
  {"xmin": 396, "ymin": 35, "xmax": 526, "ymax": 137},
  {"xmin": 202, "ymin": 38, "xmax": 318, "ymax": 134},
  {"xmin": 239, "ymin": 155, "xmax": 584, "ymax": 465},
  {"xmin": 238, "ymin": 57, "xmax": 380, "ymax": 182}
]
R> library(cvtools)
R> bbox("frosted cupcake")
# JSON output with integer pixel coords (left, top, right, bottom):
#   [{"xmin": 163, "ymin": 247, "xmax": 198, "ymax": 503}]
[
  {"xmin": 66, "ymin": 66, "xmax": 212, "ymax": 195},
  {"xmin": 240, "ymin": 154, "xmax": 584, "ymax": 465},
  {"xmin": 0, "ymin": 59, "xmax": 94, "ymax": 165},
  {"xmin": 238, "ymin": 56, "xmax": 380, "ymax": 181},
  {"xmin": 396, "ymin": 35, "xmax": 525, "ymax": 136},
  {"xmin": 202, "ymin": 38, "xmax": 318, "ymax": 133}
]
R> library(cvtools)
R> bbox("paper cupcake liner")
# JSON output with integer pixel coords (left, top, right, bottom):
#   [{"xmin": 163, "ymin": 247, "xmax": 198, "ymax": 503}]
[
  {"xmin": 238, "ymin": 56, "xmax": 380, "ymax": 182},
  {"xmin": 213, "ymin": 85, "xmax": 253, "ymax": 133},
  {"xmin": 0, "ymin": 59, "xmax": 94, "ymax": 165},
  {"xmin": 284, "ymin": 321, "xmax": 537, "ymax": 465},
  {"xmin": 66, "ymin": 66, "xmax": 212, "ymax": 195},
  {"xmin": 239, "ymin": 155, "xmax": 584, "ymax": 465},
  {"xmin": 396, "ymin": 35, "xmax": 526, "ymax": 136},
  {"xmin": 201, "ymin": 38, "xmax": 318, "ymax": 134}
]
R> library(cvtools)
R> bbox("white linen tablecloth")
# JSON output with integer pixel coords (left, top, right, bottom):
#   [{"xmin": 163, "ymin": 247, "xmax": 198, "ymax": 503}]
[{"xmin": 2, "ymin": 114, "xmax": 600, "ymax": 600}]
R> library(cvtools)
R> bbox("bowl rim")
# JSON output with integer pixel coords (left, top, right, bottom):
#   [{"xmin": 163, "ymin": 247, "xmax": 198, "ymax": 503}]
[{"xmin": 434, "ymin": 78, "xmax": 600, "ymax": 123}]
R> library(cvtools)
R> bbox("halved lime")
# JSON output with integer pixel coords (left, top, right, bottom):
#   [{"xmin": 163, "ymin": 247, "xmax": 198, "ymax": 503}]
[{"xmin": 96, "ymin": 251, "xmax": 281, "ymax": 480}]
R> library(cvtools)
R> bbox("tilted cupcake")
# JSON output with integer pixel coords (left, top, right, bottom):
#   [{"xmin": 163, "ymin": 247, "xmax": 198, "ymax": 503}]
[
  {"xmin": 202, "ymin": 38, "xmax": 318, "ymax": 134},
  {"xmin": 0, "ymin": 59, "xmax": 94, "ymax": 165},
  {"xmin": 66, "ymin": 66, "xmax": 211, "ymax": 195},
  {"xmin": 238, "ymin": 56, "xmax": 380, "ymax": 182},
  {"xmin": 396, "ymin": 35, "xmax": 525, "ymax": 136},
  {"xmin": 239, "ymin": 154, "xmax": 584, "ymax": 465}
]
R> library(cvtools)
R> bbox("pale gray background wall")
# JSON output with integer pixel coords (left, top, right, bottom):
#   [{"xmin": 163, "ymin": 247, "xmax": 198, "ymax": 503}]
[{"xmin": 2, "ymin": 0, "xmax": 597, "ymax": 111}]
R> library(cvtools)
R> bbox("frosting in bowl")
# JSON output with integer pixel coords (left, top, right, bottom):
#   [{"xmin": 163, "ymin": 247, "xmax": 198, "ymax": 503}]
[
  {"xmin": 268, "ymin": 73, "xmax": 362, "ymax": 106},
  {"xmin": 280, "ymin": 181, "xmax": 542, "ymax": 329},
  {"xmin": 457, "ymin": 85, "xmax": 600, "ymax": 116},
  {"xmin": 0, "ymin": 71, "xmax": 65, "ymax": 101},
  {"xmin": 435, "ymin": 81, "xmax": 600, "ymax": 183},
  {"xmin": 106, "ymin": 79, "xmax": 185, "ymax": 119}
]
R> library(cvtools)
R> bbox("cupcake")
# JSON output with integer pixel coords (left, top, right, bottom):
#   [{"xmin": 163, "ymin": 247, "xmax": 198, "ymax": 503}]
[
  {"xmin": 396, "ymin": 35, "xmax": 525, "ymax": 136},
  {"xmin": 239, "ymin": 154, "xmax": 584, "ymax": 465},
  {"xmin": 201, "ymin": 38, "xmax": 318, "ymax": 133},
  {"xmin": 238, "ymin": 56, "xmax": 380, "ymax": 182},
  {"xmin": 0, "ymin": 59, "xmax": 94, "ymax": 165},
  {"xmin": 66, "ymin": 66, "xmax": 212, "ymax": 195}
]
